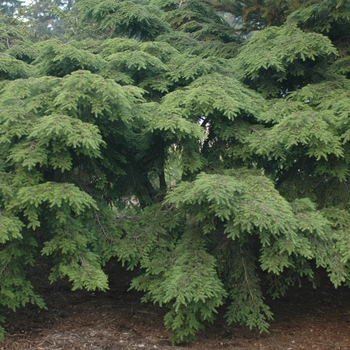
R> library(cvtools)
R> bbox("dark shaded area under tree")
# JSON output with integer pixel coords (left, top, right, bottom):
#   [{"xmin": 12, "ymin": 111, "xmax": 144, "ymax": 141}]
[{"xmin": 2, "ymin": 260, "xmax": 350, "ymax": 349}]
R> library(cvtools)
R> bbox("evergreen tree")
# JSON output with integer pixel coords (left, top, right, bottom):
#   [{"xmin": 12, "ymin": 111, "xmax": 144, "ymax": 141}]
[
  {"xmin": 115, "ymin": 0, "xmax": 350, "ymax": 342},
  {"xmin": 1, "ymin": 0, "xmax": 350, "ymax": 344}
]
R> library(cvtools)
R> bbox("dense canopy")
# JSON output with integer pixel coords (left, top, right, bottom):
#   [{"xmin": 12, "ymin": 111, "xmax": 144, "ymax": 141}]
[{"xmin": 1, "ymin": 0, "xmax": 350, "ymax": 343}]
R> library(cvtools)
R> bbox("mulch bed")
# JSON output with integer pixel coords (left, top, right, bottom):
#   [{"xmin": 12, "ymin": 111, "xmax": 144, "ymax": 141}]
[{"xmin": 1, "ymin": 260, "xmax": 350, "ymax": 350}]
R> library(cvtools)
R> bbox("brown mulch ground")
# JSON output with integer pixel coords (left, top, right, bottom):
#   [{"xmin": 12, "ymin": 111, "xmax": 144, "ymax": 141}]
[{"xmin": 1, "ymin": 260, "xmax": 350, "ymax": 350}]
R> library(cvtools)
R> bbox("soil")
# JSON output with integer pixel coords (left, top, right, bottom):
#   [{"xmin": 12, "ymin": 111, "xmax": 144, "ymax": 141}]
[{"xmin": 1, "ymin": 259, "xmax": 350, "ymax": 350}]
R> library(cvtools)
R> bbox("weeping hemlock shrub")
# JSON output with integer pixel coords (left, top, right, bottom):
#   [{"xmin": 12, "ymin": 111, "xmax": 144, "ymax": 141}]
[{"xmin": 1, "ymin": 0, "xmax": 350, "ymax": 344}]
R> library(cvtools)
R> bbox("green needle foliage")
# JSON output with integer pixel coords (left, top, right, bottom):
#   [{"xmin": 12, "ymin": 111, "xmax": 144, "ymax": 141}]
[{"xmin": 1, "ymin": 0, "xmax": 350, "ymax": 344}]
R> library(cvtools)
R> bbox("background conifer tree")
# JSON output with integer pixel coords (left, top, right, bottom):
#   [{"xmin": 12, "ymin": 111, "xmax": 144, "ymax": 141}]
[
  {"xmin": 22, "ymin": 0, "xmax": 76, "ymax": 37},
  {"xmin": 1, "ymin": 0, "xmax": 24, "ymax": 18}
]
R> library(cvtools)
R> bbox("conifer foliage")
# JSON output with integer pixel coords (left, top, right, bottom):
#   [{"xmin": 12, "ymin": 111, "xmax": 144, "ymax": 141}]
[{"xmin": 1, "ymin": 0, "xmax": 350, "ymax": 344}]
